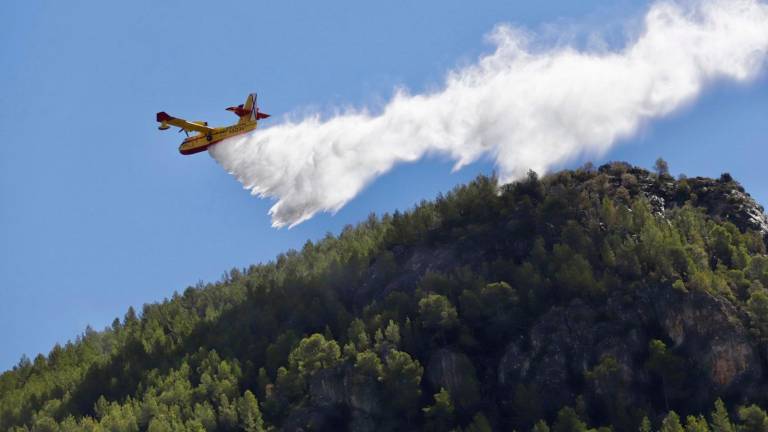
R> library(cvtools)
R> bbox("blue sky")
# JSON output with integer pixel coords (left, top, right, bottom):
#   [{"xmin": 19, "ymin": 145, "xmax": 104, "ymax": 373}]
[{"xmin": 0, "ymin": 0, "xmax": 766, "ymax": 371}]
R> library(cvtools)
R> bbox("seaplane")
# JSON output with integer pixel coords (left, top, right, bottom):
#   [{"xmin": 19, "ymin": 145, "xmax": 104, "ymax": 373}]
[{"xmin": 156, "ymin": 93, "xmax": 270, "ymax": 155}]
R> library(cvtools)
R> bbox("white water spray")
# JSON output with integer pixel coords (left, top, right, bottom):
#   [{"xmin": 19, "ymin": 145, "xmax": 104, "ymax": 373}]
[{"xmin": 210, "ymin": 0, "xmax": 768, "ymax": 227}]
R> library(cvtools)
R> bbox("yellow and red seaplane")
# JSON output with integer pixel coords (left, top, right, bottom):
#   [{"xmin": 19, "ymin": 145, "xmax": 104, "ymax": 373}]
[{"xmin": 156, "ymin": 93, "xmax": 270, "ymax": 155}]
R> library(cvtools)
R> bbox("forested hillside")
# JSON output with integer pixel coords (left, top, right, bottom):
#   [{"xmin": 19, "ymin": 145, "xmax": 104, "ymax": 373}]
[{"xmin": 4, "ymin": 161, "xmax": 768, "ymax": 431}]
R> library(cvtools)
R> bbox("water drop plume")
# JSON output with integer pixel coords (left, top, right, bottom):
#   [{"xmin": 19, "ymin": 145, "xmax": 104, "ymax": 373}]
[{"xmin": 210, "ymin": 0, "xmax": 768, "ymax": 227}]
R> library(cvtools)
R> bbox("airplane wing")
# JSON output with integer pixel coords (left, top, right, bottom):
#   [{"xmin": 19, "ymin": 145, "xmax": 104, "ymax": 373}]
[{"xmin": 156, "ymin": 112, "xmax": 214, "ymax": 134}]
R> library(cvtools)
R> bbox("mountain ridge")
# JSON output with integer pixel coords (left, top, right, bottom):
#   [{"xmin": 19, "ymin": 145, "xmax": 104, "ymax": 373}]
[{"xmin": 3, "ymin": 161, "xmax": 768, "ymax": 431}]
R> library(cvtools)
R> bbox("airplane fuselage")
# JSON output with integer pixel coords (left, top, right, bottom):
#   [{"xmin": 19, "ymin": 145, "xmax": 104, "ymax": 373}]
[
  {"xmin": 157, "ymin": 93, "xmax": 269, "ymax": 155},
  {"xmin": 179, "ymin": 121, "xmax": 258, "ymax": 155}
]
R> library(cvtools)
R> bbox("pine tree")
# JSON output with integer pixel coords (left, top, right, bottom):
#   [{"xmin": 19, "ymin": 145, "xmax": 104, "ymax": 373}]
[
  {"xmin": 655, "ymin": 158, "xmax": 670, "ymax": 177},
  {"xmin": 465, "ymin": 413, "xmax": 493, "ymax": 432},
  {"xmin": 684, "ymin": 415, "xmax": 710, "ymax": 432},
  {"xmin": 533, "ymin": 419, "xmax": 551, "ymax": 432},
  {"xmin": 384, "ymin": 320, "xmax": 401, "ymax": 347},
  {"xmin": 711, "ymin": 399, "xmax": 734, "ymax": 432},
  {"xmin": 237, "ymin": 390, "xmax": 264, "ymax": 432},
  {"xmin": 737, "ymin": 405, "xmax": 768, "ymax": 432},
  {"xmin": 347, "ymin": 319, "xmax": 370, "ymax": 351},
  {"xmin": 553, "ymin": 407, "xmax": 588, "ymax": 432},
  {"xmin": 147, "ymin": 416, "xmax": 173, "ymax": 432},
  {"xmin": 423, "ymin": 388, "xmax": 455, "ymax": 431},
  {"xmin": 661, "ymin": 411, "xmax": 684, "ymax": 432},
  {"xmin": 419, "ymin": 294, "xmax": 459, "ymax": 331},
  {"xmin": 288, "ymin": 333, "xmax": 341, "ymax": 377},
  {"xmin": 639, "ymin": 416, "xmax": 652, "ymax": 432},
  {"xmin": 381, "ymin": 350, "xmax": 423, "ymax": 419},
  {"xmin": 217, "ymin": 394, "xmax": 238, "ymax": 430}
]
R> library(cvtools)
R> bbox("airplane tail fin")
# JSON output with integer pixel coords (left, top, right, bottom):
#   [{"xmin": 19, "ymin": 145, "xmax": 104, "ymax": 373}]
[
  {"xmin": 243, "ymin": 93, "xmax": 255, "ymax": 117},
  {"xmin": 226, "ymin": 93, "xmax": 270, "ymax": 123}
]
